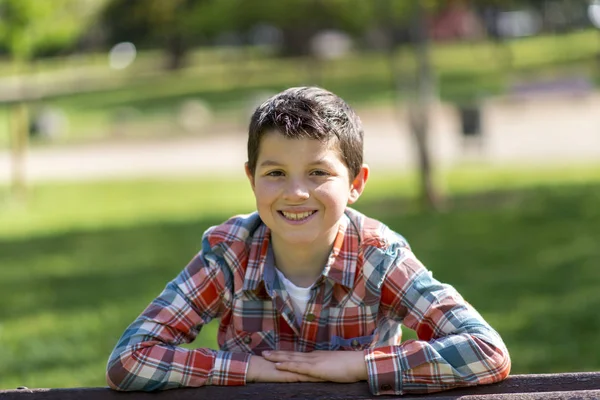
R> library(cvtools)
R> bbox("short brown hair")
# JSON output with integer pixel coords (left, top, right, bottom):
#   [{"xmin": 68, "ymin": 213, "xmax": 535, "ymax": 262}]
[{"xmin": 247, "ymin": 87, "xmax": 364, "ymax": 179}]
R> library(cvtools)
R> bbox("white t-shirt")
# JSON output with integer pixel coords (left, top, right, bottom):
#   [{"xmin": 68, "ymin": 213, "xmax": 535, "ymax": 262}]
[{"xmin": 275, "ymin": 268, "xmax": 314, "ymax": 324}]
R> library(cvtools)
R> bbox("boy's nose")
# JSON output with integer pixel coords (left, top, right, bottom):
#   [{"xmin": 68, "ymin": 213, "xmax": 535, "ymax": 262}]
[{"xmin": 283, "ymin": 178, "xmax": 309, "ymax": 201}]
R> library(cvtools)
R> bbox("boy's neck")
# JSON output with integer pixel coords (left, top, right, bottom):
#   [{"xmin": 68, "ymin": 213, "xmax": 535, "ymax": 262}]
[{"xmin": 270, "ymin": 237, "xmax": 335, "ymax": 288}]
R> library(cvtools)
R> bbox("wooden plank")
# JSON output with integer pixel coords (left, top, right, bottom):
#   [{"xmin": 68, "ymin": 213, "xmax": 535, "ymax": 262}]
[
  {"xmin": 4, "ymin": 388, "xmax": 600, "ymax": 400},
  {"xmin": 447, "ymin": 391, "xmax": 600, "ymax": 400},
  {"xmin": 1, "ymin": 372, "xmax": 599, "ymax": 399}
]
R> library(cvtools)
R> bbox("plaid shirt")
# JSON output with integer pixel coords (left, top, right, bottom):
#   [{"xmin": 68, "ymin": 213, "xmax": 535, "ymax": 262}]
[{"xmin": 106, "ymin": 208, "xmax": 510, "ymax": 395}]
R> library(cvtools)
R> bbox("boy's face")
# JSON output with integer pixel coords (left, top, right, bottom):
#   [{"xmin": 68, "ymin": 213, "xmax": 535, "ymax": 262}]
[{"xmin": 245, "ymin": 131, "xmax": 368, "ymax": 250}]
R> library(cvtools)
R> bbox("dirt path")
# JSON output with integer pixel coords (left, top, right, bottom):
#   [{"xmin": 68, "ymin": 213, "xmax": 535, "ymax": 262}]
[{"xmin": 1, "ymin": 99, "xmax": 598, "ymax": 184}]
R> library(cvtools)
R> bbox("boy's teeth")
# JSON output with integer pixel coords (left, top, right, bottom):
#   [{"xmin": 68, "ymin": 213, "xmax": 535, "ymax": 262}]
[{"xmin": 282, "ymin": 211, "xmax": 314, "ymax": 220}]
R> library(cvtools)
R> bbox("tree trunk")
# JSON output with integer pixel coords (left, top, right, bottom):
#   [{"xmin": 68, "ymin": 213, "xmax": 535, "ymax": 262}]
[
  {"xmin": 10, "ymin": 101, "xmax": 29, "ymax": 202},
  {"xmin": 410, "ymin": 0, "xmax": 442, "ymax": 211},
  {"xmin": 164, "ymin": 33, "xmax": 188, "ymax": 71},
  {"xmin": 379, "ymin": 0, "xmax": 402, "ymax": 96}
]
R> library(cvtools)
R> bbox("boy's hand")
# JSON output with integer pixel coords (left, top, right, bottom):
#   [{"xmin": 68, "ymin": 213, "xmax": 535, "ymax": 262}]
[
  {"xmin": 247, "ymin": 355, "xmax": 324, "ymax": 383},
  {"xmin": 262, "ymin": 350, "xmax": 368, "ymax": 383}
]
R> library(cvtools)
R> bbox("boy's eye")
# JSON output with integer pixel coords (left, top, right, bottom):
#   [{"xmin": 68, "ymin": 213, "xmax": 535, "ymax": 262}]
[
  {"xmin": 310, "ymin": 170, "xmax": 330, "ymax": 176},
  {"xmin": 266, "ymin": 170, "xmax": 284, "ymax": 177}
]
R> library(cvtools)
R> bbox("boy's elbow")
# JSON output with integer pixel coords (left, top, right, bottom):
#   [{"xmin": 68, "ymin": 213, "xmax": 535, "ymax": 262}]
[
  {"xmin": 486, "ymin": 345, "xmax": 511, "ymax": 384},
  {"xmin": 106, "ymin": 355, "xmax": 150, "ymax": 391},
  {"xmin": 107, "ymin": 349, "xmax": 176, "ymax": 391},
  {"xmin": 497, "ymin": 349, "xmax": 512, "ymax": 381},
  {"xmin": 470, "ymin": 335, "xmax": 511, "ymax": 384},
  {"xmin": 106, "ymin": 360, "xmax": 132, "ymax": 391}
]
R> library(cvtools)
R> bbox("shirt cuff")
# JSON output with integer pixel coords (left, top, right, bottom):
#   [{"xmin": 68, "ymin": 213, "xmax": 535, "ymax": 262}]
[
  {"xmin": 364, "ymin": 346, "xmax": 403, "ymax": 395},
  {"xmin": 210, "ymin": 351, "xmax": 251, "ymax": 386}
]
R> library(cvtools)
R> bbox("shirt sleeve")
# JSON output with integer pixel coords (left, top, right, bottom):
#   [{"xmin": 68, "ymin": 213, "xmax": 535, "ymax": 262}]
[
  {"xmin": 364, "ymin": 251, "xmax": 511, "ymax": 396},
  {"xmin": 106, "ymin": 248, "xmax": 250, "ymax": 391}
]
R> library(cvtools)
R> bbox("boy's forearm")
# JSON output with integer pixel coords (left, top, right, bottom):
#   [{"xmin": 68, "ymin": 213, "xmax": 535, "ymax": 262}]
[
  {"xmin": 106, "ymin": 279, "xmax": 249, "ymax": 390},
  {"xmin": 368, "ymin": 253, "xmax": 510, "ymax": 395},
  {"xmin": 364, "ymin": 333, "xmax": 510, "ymax": 396},
  {"xmin": 107, "ymin": 344, "xmax": 250, "ymax": 390}
]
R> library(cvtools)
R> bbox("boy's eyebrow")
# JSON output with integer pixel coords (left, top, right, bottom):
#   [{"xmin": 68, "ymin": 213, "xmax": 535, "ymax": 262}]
[
  {"xmin": 258, "ymin": 158, "xmax": 336, "ymax": 168},
  {"xmin": 258, "ymin": 160, "xmax": 284, "ymax": 168},
  {"xmin": 309, "ymin": 158, "xmax": 336, "ymax": 168}
]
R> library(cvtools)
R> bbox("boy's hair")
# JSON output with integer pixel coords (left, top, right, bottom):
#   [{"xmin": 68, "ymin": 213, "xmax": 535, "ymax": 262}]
[{"xmin": 247, "ymin": 86, "xmax": 364, "ymax": 179}]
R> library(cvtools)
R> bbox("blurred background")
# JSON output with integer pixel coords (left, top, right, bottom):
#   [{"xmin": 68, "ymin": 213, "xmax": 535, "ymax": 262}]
[{"xmin": 1, "ymin": 0, "xmax": 599, "ymax": 390}]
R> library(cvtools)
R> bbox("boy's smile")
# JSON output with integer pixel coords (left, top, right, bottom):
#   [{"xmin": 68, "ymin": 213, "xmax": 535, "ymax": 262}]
[
  {"xmin": 246, "ymin": 131, "xmax": 368, "ymax": 254},
  {"xmin": 279, "ymin": 209, "xmax": 317, "ymax": 223}
]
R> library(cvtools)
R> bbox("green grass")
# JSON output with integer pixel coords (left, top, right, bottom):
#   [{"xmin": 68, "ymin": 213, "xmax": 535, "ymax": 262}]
[
  {"xmin": 1, "ymin": 167, "xmax": 600, "ymax": 389},
  {"xmin": 360, "ymin": 183, "xmax": 600, "ymax": 374}
]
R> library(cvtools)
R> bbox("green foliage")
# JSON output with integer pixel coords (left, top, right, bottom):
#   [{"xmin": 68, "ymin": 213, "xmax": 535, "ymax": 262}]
[
  {"xmin": 240, "ymin": 0, "xmax": 378, "ymax": 33},
  {"xmin": 100, "ymin": 0, "xmax": 249, "ymax": 68},
  {"xmin": 101, "ymin": 0, "xmax": 243, "ymax": 46},
  {"xmin": 0, "ymin": 0, "xmax": 592, "ymax": 62},
  {"xmin": 0, "ymin": 0, "xmax": 105, "ymax": 60},
  {"xmin": 1, "ymin": 171, "xmax": 600, "ymax": 388},
  {"xmin": 99, "ymin": 0, "xmax": 410, "ymax": 60}
]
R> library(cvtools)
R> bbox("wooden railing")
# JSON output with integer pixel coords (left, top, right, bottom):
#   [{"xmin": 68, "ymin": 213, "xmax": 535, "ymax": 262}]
[{"xmin": 1, "ymin": 372, "xmax": 599, "ymax": 399}]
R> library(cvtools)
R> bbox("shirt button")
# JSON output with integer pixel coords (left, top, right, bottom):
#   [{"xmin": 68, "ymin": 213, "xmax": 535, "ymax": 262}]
[
  {"xmin": 305, "ymin": 313, "xmax": 316, "ymax": 322},
  {"xmin": 351, "ymin": 339, "xmax": 360, "ymax": 349},
  {"xmin": 381, "ymin": 384, "xmax": 392, "ymax": 391},
  {"xmin": 243, "ymin": 336, "xmax": 252, "ymax": 345}
]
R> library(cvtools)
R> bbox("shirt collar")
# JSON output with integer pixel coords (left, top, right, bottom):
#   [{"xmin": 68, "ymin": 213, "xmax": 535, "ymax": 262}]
[
  {"xmin": 242, "ymin": 211, "xmax": 359, "ymax": 292},
  {"xmin": 242, "ymin": 222, "xmax": 270, "ymax": 292},
  {"xmin": 322, "ymin": 212, "xmax": 359, "ymax": 288}
]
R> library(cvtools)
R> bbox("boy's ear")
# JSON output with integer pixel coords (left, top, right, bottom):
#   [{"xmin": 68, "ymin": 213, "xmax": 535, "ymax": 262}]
[
  {"xmin": 244, "ymin": 162, "xmax": 255, "ymax": 189},
  {"xmin": 348, "ymin": 164, "xmax": 369, "ymax": 204}
]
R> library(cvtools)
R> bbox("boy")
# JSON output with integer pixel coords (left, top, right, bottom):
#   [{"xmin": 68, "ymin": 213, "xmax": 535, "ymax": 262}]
[{"xmin": 106, "ymin": 87, "xmax": 510, "ymax": 395}]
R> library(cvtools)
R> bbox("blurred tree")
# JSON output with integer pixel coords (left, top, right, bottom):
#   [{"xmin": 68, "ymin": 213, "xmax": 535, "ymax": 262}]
[
  {"xmin": 101, "ymin": 0, "xmax": 244, "ymax": 70},
  {"xmin": 239, "ymin": 0, "xmax": 377, "ymax": 56},
  {"xmin": 0, "ymin": 0, "xmax": 104, "ymax": 60},
  {"xmin": 98, "ymin": 0, "xmax": 479, "ymax": 62},
  {"xmin": 410, "ymin": 0, "xmax": 443, "ymax": 211},
  {"xmin": 0, "ymin": 0, "xmax": 103, "ymax": 201},
  {"xmin": 376, "ymin": 0, "xmax": 442, "ymax": 210}
]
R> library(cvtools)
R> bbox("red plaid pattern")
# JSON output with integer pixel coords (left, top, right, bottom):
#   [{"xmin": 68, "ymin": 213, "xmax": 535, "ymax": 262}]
[{"xmin": 107, "ymin": 208, "xmax": 510, "ymax": 394}]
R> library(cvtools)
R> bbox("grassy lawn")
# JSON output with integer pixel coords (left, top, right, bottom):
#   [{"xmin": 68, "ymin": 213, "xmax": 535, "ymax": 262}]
[{"xmin": 1, "ymin": 167, "xmax": 600, "ymax": 389}]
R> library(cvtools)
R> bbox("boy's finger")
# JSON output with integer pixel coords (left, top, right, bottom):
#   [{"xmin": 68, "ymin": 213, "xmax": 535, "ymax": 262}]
[
  {"xmin": 275, "ymin": 361, "xmax": 314, "ymax": 376},
  {"xmin": 297, "ymin": 374, "xmax": 326, "ymax": 382},
  {"xmin": 263, "ymin": 351, "xmax": 312, "ymax": 362},
  {"xmin": 277, "ymin": 369, "xmax": 324, "ymax": 382},
  {"xmin": 264, "ymin": 350, "xmax": 300, "ymax": 356}
]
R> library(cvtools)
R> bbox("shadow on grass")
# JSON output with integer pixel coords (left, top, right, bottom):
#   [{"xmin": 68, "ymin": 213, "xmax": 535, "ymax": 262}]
[
  {"xmin": 1, "ymin": 183, "xmax": 599, "ymax": 388},
  {"xmin": 0, "ymin": 215, "xmax": 226, "ymax": 387},
  {"xmin": 0, "ymin": 215, "xmax": 227, "ymax": 321},
  {"xmin": 356, "ymin": 183, "xmax": 600, "ymax": 373}
]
